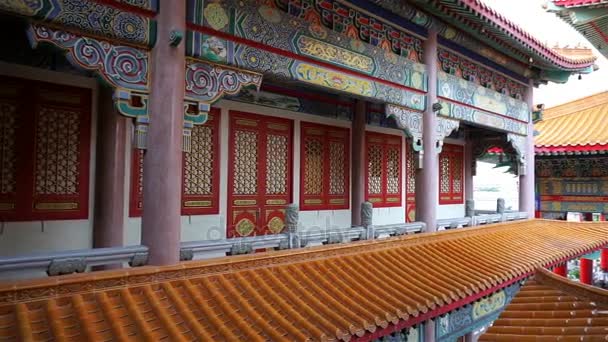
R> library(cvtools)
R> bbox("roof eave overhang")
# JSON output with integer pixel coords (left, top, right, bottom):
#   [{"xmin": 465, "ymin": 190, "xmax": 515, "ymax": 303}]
[
  {"xmin": 406, "ymin": 0, "xmax": 596, "ymax": 81},
  {"xmin": 548, "ymin": 1, "xmax": 608, "ymax": 59}
]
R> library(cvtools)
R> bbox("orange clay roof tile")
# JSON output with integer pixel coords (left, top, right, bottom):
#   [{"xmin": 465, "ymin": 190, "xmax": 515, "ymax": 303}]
[
  {"xmin": 0, "ymin": 220, "xmax": 607, "ymax": 341},
  {"xmin": 480, "ymin": 268, "xmax": 608, "ymax": 341}
]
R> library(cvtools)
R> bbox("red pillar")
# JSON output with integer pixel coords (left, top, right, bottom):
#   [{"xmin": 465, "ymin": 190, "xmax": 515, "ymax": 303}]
[
  {"xmin": 141, "ymin": 0, "xmax": 186, "ymax": 265},
  {"xmin": 351, "ymin": 100, "xmax": 366, "ymax": 226},
  {"xmin": 415, "ymin": 29, "xmax": 439, "ymax": 232},
  {"xmin": 94, "ymin": 87, "xmax": 127, "ymax": 254},
  {"xmin": 601, "ymin": 247, "xmax": 608, "ymax": 272},
  {"xmin": 579, "ymin": 258, "xmax": 593, "ymax": 285},
  {"xmin": 553, "ymin": 263, "xmax": 567, "ymax": 277}
]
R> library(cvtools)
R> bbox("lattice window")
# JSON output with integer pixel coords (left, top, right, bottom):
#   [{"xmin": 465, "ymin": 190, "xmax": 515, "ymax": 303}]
[
  {"xmin": 439, "ymin": 144, "xmax": 464, "ymax": 205},
  {"xmin": 35, "ymin": 107, "xmax": 81, "ymax": 195},
  {"xmin": 182, "ymin": 109, "xmax": 220, "ymax": 215},
  {"xmin": 386, "ymin": 147, "xmax": 400, "ymax": 194},
  {"xmin": 405, "ymin": 141, "xmax": 416, "ymax": 222},
  {"xmin": 266, "ymin": 134, "xmax": 288, "ymax": 195},
  {"xmin": 300, "ymin": 123, "xmax": 349, "ymax": 210},
  {"xmin": 328, "ymin": 141, "xmax": 345, "ymax": 195},
  {"xmin": 130, "ymin": 109, "xmax": 221, "ymax": 217},
  {"xmin": 365, "ymin": 132, "xmax": 402, "ymax": 207},
  {"xmin": 232, "ymin": 130, "xmax": 258, "ymax": 195},
  {"xmin": 184, "ymin": 125, "xmax": 213, "ymax": 196},
  {"xmin": 0, "ymin": 102, "xmax": 17, "ymax": 196},
  {"xmin": 367, "ymin": 145, "xmax": 382, "ymax": 195},
  {"xmin": 303, "ymin": 137, "xmax": 323, "ymax": 195},
  {"xmin": 0, "ymin": 77, "xmax": 91, "ymax": 221}
]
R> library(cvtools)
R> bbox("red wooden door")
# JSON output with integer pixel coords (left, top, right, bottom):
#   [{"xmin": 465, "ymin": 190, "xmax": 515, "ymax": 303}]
[{"xmin": 227, "ymin": 111, "xmax": 293, "ymax": 237}]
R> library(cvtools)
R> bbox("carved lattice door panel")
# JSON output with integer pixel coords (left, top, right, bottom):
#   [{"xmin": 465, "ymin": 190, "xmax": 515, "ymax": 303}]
[
  {"xmin": 0, "ymin": 76, "xmax": 91, "ymax": 221},
  {"xmin": 227, "ymin": 111, "xmax": 293, "ymax": 237},
  {"xmin": 405, "ymin": 140, "xmax": 416, "ymax": 222}
]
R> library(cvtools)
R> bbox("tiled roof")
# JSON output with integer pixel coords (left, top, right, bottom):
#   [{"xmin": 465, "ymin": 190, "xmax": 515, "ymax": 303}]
[
  {"xmin": 551, "ymin": 0, "xmax": 608, "ymax": 8},
  {"xmin": 535, "ymin": 92, "xmax": 608, "ymax": 153},
  {"xmin": 410, "ymin": 0, "xmax": 597, "ymax": 71},
  {"xmin": 548, "ymin": 1, "xmax": 608, "ymax": 59},
  {"xmin": 1, "ymin": 220, "xmax": 607, "ymax": 341},
  {"xmin": 480, "ymin": 268, "xmax": 608, "ymax": 341}
]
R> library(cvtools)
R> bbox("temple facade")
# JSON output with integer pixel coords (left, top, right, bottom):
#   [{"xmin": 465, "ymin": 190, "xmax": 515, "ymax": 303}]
[
  {"xmin": 0, "ymin": 1, "xmax": 607, "ymax": 341},
  {"xmin": 0, "ymin": 0, "xmax": 596, "ymax": 265}
]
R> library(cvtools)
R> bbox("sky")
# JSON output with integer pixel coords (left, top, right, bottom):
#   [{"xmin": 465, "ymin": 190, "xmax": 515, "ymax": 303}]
[{"xmin": 482, "ymin": 0, "xmax": 608, "ymax": 108}]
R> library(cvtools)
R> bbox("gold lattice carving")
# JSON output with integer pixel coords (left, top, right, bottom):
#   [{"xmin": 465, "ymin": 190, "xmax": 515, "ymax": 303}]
[
  {"xmin": 386, "ymin": 147, "xmax": 400, "ymax": 194},
  {"xmin": 406, "ymin": 147, "xmax": 416, "ymax": 194},
  {"xmin": 233, "ymin": 130, "xmax": 258, "ymax": 195},
  {"xmin": 35, "ymin": 106, "xmax": 80, "ymax": 195},
  {"xmin": 267, "ymin": 216, "xmax": 285, "ymax": 234},
  {"xmin": 304, "ymin": 138, "xmax": 323, "ymax": 195},
  {"xmin": 368, "ymin": 145, "xmax": 382, "ymax": 195},
  {"xmin": 329, "ymin": 141, "xmax": 346, "ymax": 195},
  {"xmin": 453, "ymin": 157, "xmax": 462, "ymax": 194},
  {"xmin": 0, "ymin": 102, "xmax": 17, "ymax": 194},
  {"xmin": 185, "ymin": 125, "xmax": 213, "ymax": 195},
  {"xmin": 266, "ymin": 134, "xmax": 287, "ymax": 195},
  {"xmin": 235, "ymin": 218, "xmax": 255, "ymax": 236},
  {"xmin": 440, "ymin": 155, "xmax": 450, "ymax": 193}
]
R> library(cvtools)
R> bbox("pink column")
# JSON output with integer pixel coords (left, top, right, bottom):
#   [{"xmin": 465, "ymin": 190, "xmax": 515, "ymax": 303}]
[
  {"xmin": 519, "ymin": 81, "xmax": 535, "ymax": 216},
  {"xmin": 94, "ymin": 87, "xmax": 128, "ymax": 254},
  {"xmin": 415, "ymin": 30, "xmax": 439, "ymax": 232},
  {"xmin": 553, "ymin": 263, "xmax": 567, "ymax": 277},
  {"xmin": 579, "ymin": 258, "xmax": 593, "ymax": 285},
  {"xmin": 141, "ymin": 0, "xmax": 186, "ymax": 265},
  {"xmin": 351, "ymin": 100, "xmax": 366, "ymax": 226},
  {"xmin": 601, "ymin": 247, "xmax": 608, "ymax": 272}
]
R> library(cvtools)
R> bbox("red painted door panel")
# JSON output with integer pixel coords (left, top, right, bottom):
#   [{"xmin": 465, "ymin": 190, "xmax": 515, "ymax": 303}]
[{"xmin": 227, "ymin": 111, "xmax": 293, "ymax": 237}]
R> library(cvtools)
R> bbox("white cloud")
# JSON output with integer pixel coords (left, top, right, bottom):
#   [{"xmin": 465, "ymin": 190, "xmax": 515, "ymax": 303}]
[{"xmin": 482, "ymin": 0, "xmax": 608, "ymax": 107}]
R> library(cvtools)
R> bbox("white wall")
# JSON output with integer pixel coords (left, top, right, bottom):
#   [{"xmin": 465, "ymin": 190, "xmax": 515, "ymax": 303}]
[{"xmin": 0, "ymin": 62, "xmax": 98, "ymax": 257}]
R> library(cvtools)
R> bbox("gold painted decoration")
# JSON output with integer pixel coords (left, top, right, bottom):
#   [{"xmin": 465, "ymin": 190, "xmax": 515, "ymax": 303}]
[
  {"xmin": 296, "ymin": 35, "xmax": 375, "ymax": 74},
  {"xmin": 235, "ymin": 218, "xmax": 255, "ymax": 236},
  {"xmin": 294, "ymin": 62, "xmax": 374, "ymax": 97},
  {"xmin": 472, "ymin": 291, "xmax": 506, "ymax": 320},
  {"xmin": 367, "ymin": 145, "xmax": 383, "ymax": 195},
  {"xmin": 267, "ymin": 216, "xmax": 285, "ymax": 234},
  {"xmin": 234, "ymin": 200, "xmax": 257, "ymax": 206},
  {"xmin": 184, "ymin": 200, "xmax": 212, "ymax": 207}
]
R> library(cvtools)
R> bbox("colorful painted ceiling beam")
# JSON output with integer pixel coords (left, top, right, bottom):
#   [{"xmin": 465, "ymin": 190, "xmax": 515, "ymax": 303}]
[
  {"xmin": 0, "ymin": 220, "xmax": 607, "ymax": 341},
  {"xmin": 548, "ymin": 0, "xmax": 608, "ymax": 58},
  {"xmin": 0, "ymin": 0, "xmax": 157, "ymax": 47},
  {"xmin": 535, "ymin": 91, "xmax": 608, "ymax": 155}
]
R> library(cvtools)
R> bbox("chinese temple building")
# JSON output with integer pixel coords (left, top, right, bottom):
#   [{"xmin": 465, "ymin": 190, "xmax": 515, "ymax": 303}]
[
  {"xmin": 0, "ymin": 0, "xmax": 607, "ymax": 341},
  {"xmin": 536, "ymin": 92, "xmax": 608, "ymax": 220}
]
